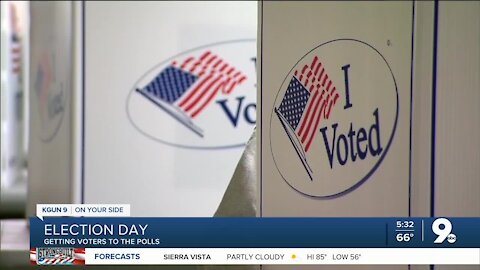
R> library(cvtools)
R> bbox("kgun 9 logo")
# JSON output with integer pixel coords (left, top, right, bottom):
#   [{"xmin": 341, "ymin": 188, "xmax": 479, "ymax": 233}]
[{"xmin": 432, "ymin": 218, "xmax": 457, "ymax": 244}]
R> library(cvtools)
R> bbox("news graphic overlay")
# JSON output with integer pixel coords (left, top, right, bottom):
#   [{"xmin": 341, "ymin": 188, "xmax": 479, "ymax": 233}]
[
  {"xmin": 32, "ymin": 204, "xmax": 130, "ymax": 265},
  {"xmin": 127, "ymin": 40, "xmax": 256, "ymax": 149},
  {"xmin": 270, "ymin": 39, "xmax": 398, "ymax": 197},
  {"xmin": 392, "ymin": 218, "xmax": 459, "ymax": 245},
  {"xmin": 36, "ymin": 204, "xmax": 130, "ymax": 220},
  {"xmin": 30, "ymin": 209, "xmax": 480, "ymax": 265},
  {"xmin": 30, "ymin": 248, "xmax": 85, "ymax": 265}
]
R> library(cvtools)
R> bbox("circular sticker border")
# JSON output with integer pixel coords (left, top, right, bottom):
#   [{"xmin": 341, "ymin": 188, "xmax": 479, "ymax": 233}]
[{"xmin": 269, "ymin": 38, "xmax": 399, "ymax": 199}]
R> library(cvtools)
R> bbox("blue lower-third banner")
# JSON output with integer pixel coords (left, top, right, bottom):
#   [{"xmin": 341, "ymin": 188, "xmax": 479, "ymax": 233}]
[{"xmin": 29, "ymin": 217, "xmax": 480, "ymax": 265}]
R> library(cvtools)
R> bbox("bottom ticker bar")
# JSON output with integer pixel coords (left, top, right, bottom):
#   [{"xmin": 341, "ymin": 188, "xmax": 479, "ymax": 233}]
[{"xmin": 67, "ymin": 248, "xmax": 480, "ymax": 265}]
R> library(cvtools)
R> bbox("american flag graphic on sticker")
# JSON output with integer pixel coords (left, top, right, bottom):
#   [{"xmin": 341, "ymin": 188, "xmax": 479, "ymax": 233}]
[
  {"xmin": 136, "ymin": 50, "xmax": 247, "ymax": 138},
  {"xmin": 275, "ymin": 56, "xmax": 340, "ymax": 180}
]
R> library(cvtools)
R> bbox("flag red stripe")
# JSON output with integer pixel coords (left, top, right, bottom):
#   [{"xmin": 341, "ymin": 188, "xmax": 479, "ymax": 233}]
[
  {"xmin": 298, "ymin": 89, "xmax": 319, "ymax": 137},
  {"xmin": 223, "ymin": 75, "xmax": 246, "ymax": 94},
  {"xmin": 310, "ymin": 62, "xmax": 321, "ymax": 82},
  {"xmin": 301, "ymin": 65, "xmax": 309, "ymax": 75},
  {"xmin": 310, "ymin": 56, "xmax": 318, "ymax": 69},
  {"xmin": 184, "ymin": 75, "xmax": 223, "ymax": 112},
  {"xmin": 299, "ymin": 65, "xmax": 309, "ymax": 82},
  {"xmin": 304, "ymin": 70, "xmax": 313, "ymax": 87},
  {"xmin": 222, "ymin": 77, "xmax": 235, "ymax": 94},
  {"xmin": 189, "ymin": 51, "xmax": 211, "ymax": 73},
  {"xmin": 212, "ymin": 59, "xmax": 223, "ymax": 69},
  {"xmin": 219, "ymin": 63, "xmax": 228, "ymax": 72},
  {"xmin": 322, "ymin": 74, "xmax": 329, "ymax": 86},
  {"xmin": 177, "ymin": 73, "xmax": 214, "ymax": 107},
  {"xmin": 317, "ymin": 68, "xmax": 324, "ymax": 82},
  {"xmin": 205, "ymin": 55, "xmax": 217, "ymax": 65},
  {"xmin": 325, "ymin": 92, "xmax": 339, "ymax": 118},
  {"xmin": 187, "ymin": 78, "xmax": 222, "ymax": 115},
  {"xmin": 189, "ymin": 61, "xmax": 202, "ymax": 73},
  {"xmin": 180, "ymin": 57, "xmax": 194, "ymax": 69},
  {"xmin": 317, "ymin": 69, "xmax": 327, "ymax": 87},
  {"xmin": 296, "ymin": 57, "xmax": 324, "ymax": 89},
  {"xmin": 191, "ymin": 80, "xmax": 225, "ymax": 118},
  {"xmin": 226, "ymin": 67, "xmax": 235, "ymax": 75},
  {"xmin": 180, "ymin": 74, "xmax": 217, "ymax": 109},
  {"xmin": 330, "ymin": 85, "xmax": 337, "ymax": 96},
  {"xmin": 198, "ymin": 55, "xmax": 218, "ymax": 76},
  {"xmin": 199, "ymin": 51, "xmax": 211, "ymax": 60},
  {"xmin": 314, "ymin": 62, "xmax": 322, "ymax": 76},
  {"xmin": 326, "ymin": 80, "xmax": 332, "ymax": 92},
  {"xmin": 299, "ymin": 82, "xmax": 323, "ymax": 135},
  {"xmin": 300, "ymin": 92, "xmax": 324, "ymax": 144},
  {"xmin": 304, "ymin": 100, "xmax": 326, "ymax": 152},
  {"xmin": 325, "ymin": 98, "xmax": 334, "ymax": 119},
  {"xmin": 238, "ymin": 76, "xmax": 247, "ymax": 84}
]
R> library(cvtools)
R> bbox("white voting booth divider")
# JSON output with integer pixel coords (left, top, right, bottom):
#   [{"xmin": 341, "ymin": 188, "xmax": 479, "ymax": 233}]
[
  {"xmin": 434, "ymin": 1, "xmax": 480, "ymax": 218},
  {"xmin": 259, "ymin": 0, "xmax": 413, "ymax": 218},
  {"xmin": 434, "ymin": 2, "xmax": 480, "ymax": 269},
  {"xmin": 410, "ymin": 1, "xmax": 480, "ymax": 221},
  {"xmin": 27, "ymin": 1, "xmax": 257, "ymax": 217},
  {"xmin": 28, "ymin": 1, "xmax": 74, "ymax": 218},
  {"xmin": 258, "ymin": 1, "xmax": 479, "ymax": 270}
]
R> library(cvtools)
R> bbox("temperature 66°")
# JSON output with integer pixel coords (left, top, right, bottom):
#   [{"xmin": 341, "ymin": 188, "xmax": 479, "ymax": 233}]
[{"xmin": 396, "ymin": 233, "xmax": 414, "ymax": 242}]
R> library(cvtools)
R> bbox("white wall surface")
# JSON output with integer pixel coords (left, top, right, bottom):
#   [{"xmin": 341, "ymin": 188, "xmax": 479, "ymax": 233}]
[{"xmin": 82, "ymin": 1, "xmax": 257, "ymax": 216}]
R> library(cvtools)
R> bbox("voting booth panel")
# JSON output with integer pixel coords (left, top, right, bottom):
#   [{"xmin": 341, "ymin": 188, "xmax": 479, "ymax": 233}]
[
  {"xmin": 433, "ymin": 4, "xmax": 480, "ymax": 269},
  {"xmin": 258, "ymin": 1, "xmax": 479, "ymax": 269},
  {"xmin": 411, "ymin": 1, "xmax": 480, "ymax": 222},
  {"xmin": 28, "ymin": 1, "xmax": 74, "ymax": 218},
  {"xmin": 27, "ymin": 1, "xmax": 257, "ymax": 217},
  {"xmin": 434, "ymin": 1, "xmax": 480, "ymax": 218},
  {"xmin": 258, "ymin": 1, "xmax": 413, "ymax": 218},
  {"xmin": 409, "ymin": 1, "xmax": 435, "ymax": 219},
  {"xmin": 258, "ymin": 4, "xmax": 412, "ymax": 268},
  {"xmin": 82, "ymin": 2, "xmax": 256, "ymax": 217}
]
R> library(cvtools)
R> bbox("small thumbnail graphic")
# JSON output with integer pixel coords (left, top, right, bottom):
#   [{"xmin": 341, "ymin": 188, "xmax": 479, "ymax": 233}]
[{"xmin": 30, "ymin": 248, "xmax": 85, "ymax": 265}]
